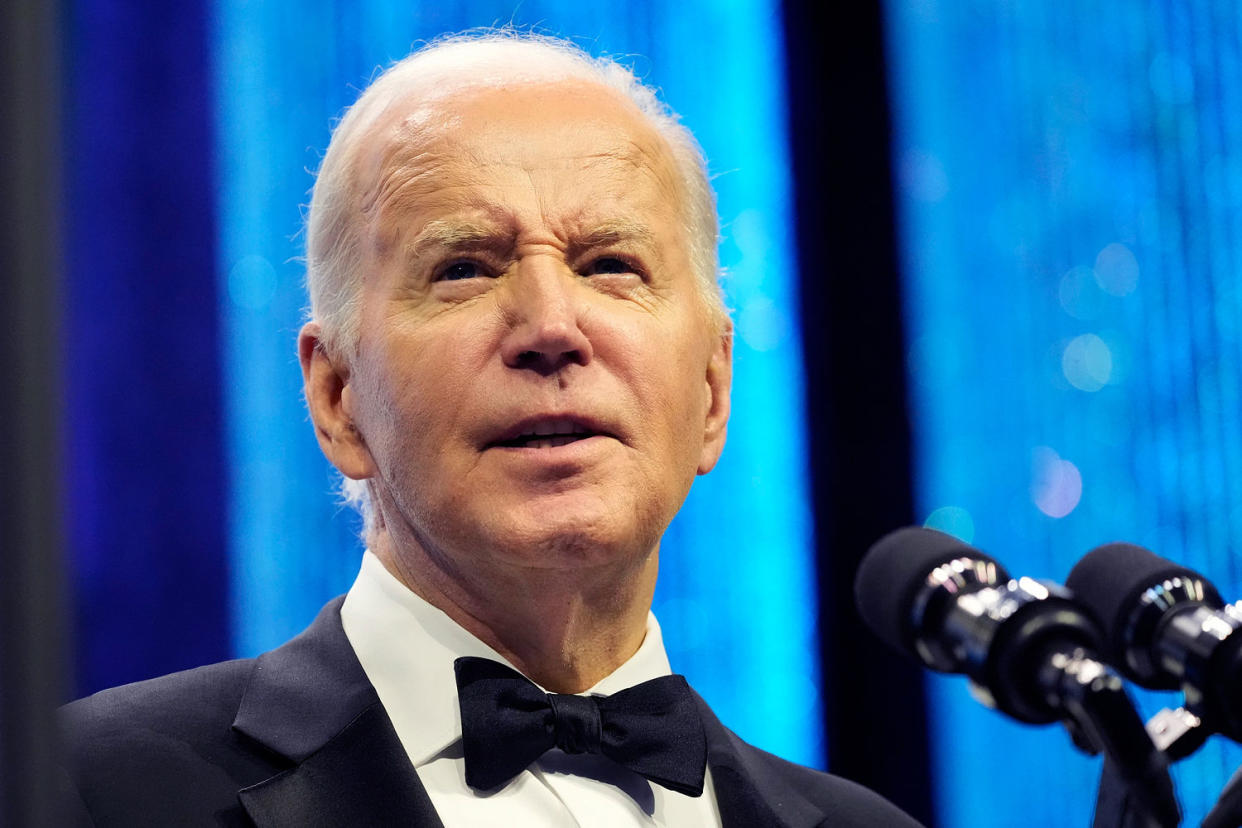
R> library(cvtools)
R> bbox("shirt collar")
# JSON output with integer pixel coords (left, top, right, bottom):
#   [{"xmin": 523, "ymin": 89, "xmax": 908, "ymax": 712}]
[{"xmin": 340, "ymin": 550, "xmax": 673, "ymax": 767}]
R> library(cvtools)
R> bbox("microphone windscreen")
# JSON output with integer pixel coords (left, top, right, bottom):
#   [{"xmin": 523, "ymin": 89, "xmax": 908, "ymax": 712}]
[
  {"xmin": 854, "ymin": 526, "xmax": 1007, "ymax": 655},
  {"xmin": 1065, "ymin": 542, "xmax": 1221, "ymax": 661}
]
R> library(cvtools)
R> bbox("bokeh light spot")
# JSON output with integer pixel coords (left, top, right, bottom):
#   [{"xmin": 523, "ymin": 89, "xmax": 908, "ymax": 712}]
[
  {"xmin": 1030, "ymin": 447, "xmax": 1083, "ymax": 518},
  {"xmin": 227, "ymin": 254, "xmax": 277, "ymax": 310},
  {"xmin": 923, "ymin": 506, "xmax": 976, "ymax": 543},
  {"xmin": 1059, "ymin": 265, "xmax": 1103, "ymax": 319},
  {"xmin": 1062, "ymin": 333, "xmax": 1113, "ymax": 391},
  {"xmin": 738, "ymin": 295, "xmax": 788, "ymax": 351},
  {"xmin": 1093, "ymin": 242, "xmax": 1139, "ymax": 296}
]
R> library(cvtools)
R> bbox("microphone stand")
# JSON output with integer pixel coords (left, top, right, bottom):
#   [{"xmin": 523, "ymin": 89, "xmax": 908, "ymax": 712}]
[
  {"xmin": 1034, "ymin": 649, "xmax": 1181, "ymax": 828},
  {"xmin": 1096, "ymin": 593, "xmax": 1242, "ymax": 828},
  {"xmin": 1090, "ymin": 707, "xmax": 1204, "ymax": 828}
]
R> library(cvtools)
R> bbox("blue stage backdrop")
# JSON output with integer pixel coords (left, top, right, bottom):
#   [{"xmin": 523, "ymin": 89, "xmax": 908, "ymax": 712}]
[
  {"xmin": 886, "ymin": 0, "xmax": 1242, "ymax": 824},
  {"xmin": 63, "ymin": 0, "xmax": 230, "ymax": 697},
  {"xmin": 211, "ymin": 2, "xmax": 820, "ymax": 767}
]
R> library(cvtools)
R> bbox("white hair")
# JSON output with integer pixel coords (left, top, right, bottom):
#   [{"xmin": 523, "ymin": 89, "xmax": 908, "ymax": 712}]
[{"xmin": 304, "ymin": 29, "xmax": 725, "ymax": 537}]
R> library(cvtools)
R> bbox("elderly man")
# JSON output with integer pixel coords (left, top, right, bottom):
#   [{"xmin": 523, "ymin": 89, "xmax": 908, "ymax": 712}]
[{"xmin": 61, "ymin": 32, "xmax": 922, "ymax": 827}]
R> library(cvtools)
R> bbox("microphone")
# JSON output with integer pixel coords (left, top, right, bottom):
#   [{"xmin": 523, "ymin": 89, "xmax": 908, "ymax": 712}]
[
  {"xmin": 1065, "ymin": 542, "xmax": 1242, "ymax": 742},
  {"xmin": 855, "ymin": 526, "xmax": 1108, "ymax": 724},
  {"xmin": 856, "ymin": 527, "xmax": 1180, "ymax": 828}
]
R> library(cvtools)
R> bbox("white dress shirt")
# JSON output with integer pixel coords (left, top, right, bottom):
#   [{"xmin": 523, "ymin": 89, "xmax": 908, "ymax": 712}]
[{"xmin": 340, "ymin": 551, "xmax": 723, "ymax": 828}]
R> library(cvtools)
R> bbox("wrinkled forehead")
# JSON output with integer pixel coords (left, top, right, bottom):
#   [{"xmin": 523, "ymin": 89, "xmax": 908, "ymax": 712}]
[{"xmin": 353, "ymin": 79, "xmax": 686, "ymax": 221}]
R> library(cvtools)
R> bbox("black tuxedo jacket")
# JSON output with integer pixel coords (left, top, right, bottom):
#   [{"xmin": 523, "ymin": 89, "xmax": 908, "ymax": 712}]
[{"xmin": 60, "ymin": 598, "xmax": 922, "ymax": 827}]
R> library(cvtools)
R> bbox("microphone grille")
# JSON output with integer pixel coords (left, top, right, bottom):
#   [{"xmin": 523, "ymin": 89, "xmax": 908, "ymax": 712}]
[
  {"xmin": 854, "ymin": 526, "xmax": 1007, "ymax": 655},
  {"xmin": 1065, "ymin": 542, "xmax": 1222, "ymax": 669}
]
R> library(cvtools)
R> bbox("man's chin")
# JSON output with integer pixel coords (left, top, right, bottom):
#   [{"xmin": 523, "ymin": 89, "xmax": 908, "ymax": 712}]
[{"xmin": 473, "ymin": 514, "xmax": 658, "ymax": 572}]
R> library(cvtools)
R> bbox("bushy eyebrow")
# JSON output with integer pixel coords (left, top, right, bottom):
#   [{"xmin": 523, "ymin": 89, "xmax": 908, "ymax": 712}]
[
  {"xmin": 402, "ymin": 218, "xmax": 514, "ymax": 261},
  {"xmin": 403, "ymin": 217, "xmax": 658, "ymax": 262},
  {"xmin": 569, "ymin": 219, "xmax": 657, "ymax": 251}
]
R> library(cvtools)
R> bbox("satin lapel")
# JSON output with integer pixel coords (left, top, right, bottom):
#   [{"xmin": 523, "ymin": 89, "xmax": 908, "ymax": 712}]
[
  {"xmin": 239, "ymin": 702, "xmax": 443, "ymax": 827},
  {"xmin": 694, "ymin": 693, "xmax": 824, "ymax": 828},
  {"xmin": 231, "ymin": 598, "xmax": 444, "ymax": 827}
]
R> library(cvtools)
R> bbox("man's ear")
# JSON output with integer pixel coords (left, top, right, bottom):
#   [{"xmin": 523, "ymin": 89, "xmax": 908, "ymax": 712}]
[
  {"xmin": 697, "ymin": 324, "xmax": 733, "ymax": 475},
  {"xmin": 298, "ymin": 321, "xmax": 376, "ymax": 480}
]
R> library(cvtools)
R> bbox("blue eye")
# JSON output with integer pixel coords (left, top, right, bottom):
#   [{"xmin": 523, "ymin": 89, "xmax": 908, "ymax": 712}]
[
  {"xmin": 583, "ymin": 257, "xmax": 633, "ymax": 276},
  {"xmin": 440, "ymin": 261, "xmax": 484, "ymax": 281}
]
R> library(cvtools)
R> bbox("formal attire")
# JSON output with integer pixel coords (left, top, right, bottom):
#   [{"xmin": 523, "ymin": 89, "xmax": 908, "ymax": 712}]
[
  {"xmin": 340, "ymin": 552, "xmax": 720, "ymax": 826},
  {"xmin": 60, "ymin": 556, "xmax": 923, "ymax": 827}
]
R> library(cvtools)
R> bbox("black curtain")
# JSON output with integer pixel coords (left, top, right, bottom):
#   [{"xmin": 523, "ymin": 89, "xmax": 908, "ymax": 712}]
[{"xmin": 783, "ymin": 2, "xmax": 934, "ymax": 823}]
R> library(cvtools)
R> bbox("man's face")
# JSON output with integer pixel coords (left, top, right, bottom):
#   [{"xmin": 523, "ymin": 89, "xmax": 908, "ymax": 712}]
[{"xmin": 321, "ymin": 80, "xmax": 730, "ymax": 574}]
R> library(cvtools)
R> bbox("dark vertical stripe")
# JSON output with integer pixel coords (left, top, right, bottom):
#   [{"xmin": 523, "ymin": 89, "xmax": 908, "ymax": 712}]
[
  {"xmin": 0, "ymin": 0, "xmax": 69, "ymax": 822},
  {"xmin": 64, "ymin": 0, "xmax": 227, "ymax": 696},
  {"xmin": 782, "ymin": 2, "xmax": 933, "ymax": 822}
]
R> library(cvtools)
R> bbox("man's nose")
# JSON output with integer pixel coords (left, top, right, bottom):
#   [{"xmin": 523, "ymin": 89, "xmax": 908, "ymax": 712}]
[{"xmin": 498, "ymin": 258, "xmax": 594, "ymax": 373}]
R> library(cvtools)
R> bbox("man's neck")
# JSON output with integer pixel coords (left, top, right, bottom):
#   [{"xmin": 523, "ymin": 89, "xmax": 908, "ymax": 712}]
[{"xmin": 369, "ymin": 530, "xmax": 657, "ymax": 693}]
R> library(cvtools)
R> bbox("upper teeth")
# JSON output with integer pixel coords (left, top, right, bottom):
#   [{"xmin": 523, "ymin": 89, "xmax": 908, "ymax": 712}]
[{"xmin": 528, "ymin": 419, "xmax": 585, "ymax": 437}]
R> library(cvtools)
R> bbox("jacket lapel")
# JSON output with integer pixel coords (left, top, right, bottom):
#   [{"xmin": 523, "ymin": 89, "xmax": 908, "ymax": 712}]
[
  {"xmin": 224, "ymin": 599, "xmax": 827, "ymax": 827},
  {"xmin": 238, "ymin": 702, "xmax": 442, "ymax": 827},
  {"xmin": 231, "ymin": 598, "xmax": 444, "ymax": 827},
  {"xmin": 695, "ymin": 693, "xmax": 827, "ymax": 828}
]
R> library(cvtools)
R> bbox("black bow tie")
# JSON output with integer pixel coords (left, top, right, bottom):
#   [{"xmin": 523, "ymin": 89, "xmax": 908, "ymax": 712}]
[{"xmin": 454, "ymin": 656, "xmax": 707, "ymax": 796}]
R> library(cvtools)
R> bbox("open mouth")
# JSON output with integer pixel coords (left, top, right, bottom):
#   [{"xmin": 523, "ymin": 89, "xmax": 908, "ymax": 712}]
[{"xmin": 490, "ymin": 417, "xmax": 604, "ymax": 449}]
